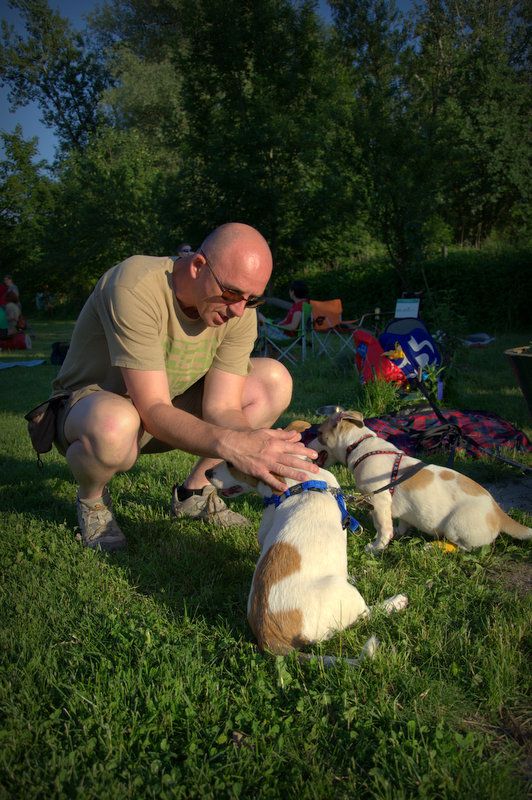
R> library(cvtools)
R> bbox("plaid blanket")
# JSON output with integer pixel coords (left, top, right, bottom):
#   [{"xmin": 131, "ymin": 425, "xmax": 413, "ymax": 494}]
[{"xmin": 302, "ymin": 409, "xmax": 531, "ymax": 459}]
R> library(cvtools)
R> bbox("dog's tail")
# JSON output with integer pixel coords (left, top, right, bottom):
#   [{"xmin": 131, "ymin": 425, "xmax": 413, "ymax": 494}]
[
  {"xmin": 297, "ymin": 635, "xmax": 379, "ymax": 669},
  {"xmin": 497, "ymin": 506, "xmax": 532, "ymax": 541}
]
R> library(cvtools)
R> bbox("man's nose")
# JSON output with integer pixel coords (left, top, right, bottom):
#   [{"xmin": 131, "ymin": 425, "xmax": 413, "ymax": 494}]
[{"xmin": 227, "ymin": 299, "xmax": 247, "ymax": 318}]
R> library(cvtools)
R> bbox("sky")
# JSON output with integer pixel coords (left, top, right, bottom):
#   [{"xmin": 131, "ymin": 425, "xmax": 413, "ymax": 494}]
[
  {"xmin": 0, "ymin": 0, "xmax": 412, "ymax": 164},
  {"xmin": 0, "ymin": 0, "xmax": 98, "ymax": 161}
]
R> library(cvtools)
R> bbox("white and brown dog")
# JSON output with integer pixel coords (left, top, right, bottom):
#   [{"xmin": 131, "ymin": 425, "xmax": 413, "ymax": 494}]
[
  {"xmin": 206, "ymin": 449, "xmax": 407, "ymax": 656},
  {"xmin": 318, "ymin": 411, "xmax": 532, "ymax": 553}
]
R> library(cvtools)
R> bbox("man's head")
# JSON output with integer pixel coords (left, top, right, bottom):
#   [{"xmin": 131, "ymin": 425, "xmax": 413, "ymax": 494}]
[
  {"xmin": 176, "ymin": 223, "xmax": 273, "ymax": 327},
  {"xmin": 4, "ymin": 275, "xmax": 13, "ymax": 287}
]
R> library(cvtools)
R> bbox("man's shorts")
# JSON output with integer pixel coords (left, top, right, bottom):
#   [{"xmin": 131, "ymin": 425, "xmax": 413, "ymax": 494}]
[{"xmin": 54, "ymin": 380, "xmax": 205, "ymax": 456}]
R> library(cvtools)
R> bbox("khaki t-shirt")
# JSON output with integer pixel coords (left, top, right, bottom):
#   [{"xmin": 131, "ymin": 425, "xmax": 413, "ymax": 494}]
[{"xmin": 52, "ymin": 255, "xmax": 257, "ymax": 399}]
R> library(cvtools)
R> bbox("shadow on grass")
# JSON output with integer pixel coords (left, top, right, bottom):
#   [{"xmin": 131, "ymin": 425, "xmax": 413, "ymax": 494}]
[
  {"xmin": 118, "ymin": 517, "xmax": 257, "ymax": 641},
  {"xmin": 0, "ymin": 455, "xmax": 76, "ymax": 520},
  {"xmin": 1, "ymin": 453, "xmax": 258, "ymax": 641}
]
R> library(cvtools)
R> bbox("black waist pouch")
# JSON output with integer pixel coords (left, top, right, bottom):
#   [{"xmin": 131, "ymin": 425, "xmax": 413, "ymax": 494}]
[{"xmin": 24, "ymin": 393, "xmax": 71, "ymax": 465}]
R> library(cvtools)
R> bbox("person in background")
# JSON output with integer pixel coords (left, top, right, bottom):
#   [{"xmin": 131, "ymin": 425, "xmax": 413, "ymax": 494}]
[
  {"xmin": 4, "ymin": 291, "xmax": 22, "ymax": 333},
  {"xmin": 3, "ymin": 275, "xmax": 20, "ymax": 303},
  {"xmin": 0, "ymin": 274, "xmax": 19, "ymax": 306},
  {"xmin": 0, "ymin": 290, "xmax": 31, "ymax": 350},
  {"xmin": 275, "ymin": 280, "xmax": 309, "ymax": 336},
  {"xmin": 258, "ymin": 279, "xmax": 310, "ymax": 339},
  {"xmin": 176, "ymin": 243, "xmax": 194, "ymax": 258},
  {"xmin": 47, "ymin": 222, "xmax": 318, "ymax": 552}
]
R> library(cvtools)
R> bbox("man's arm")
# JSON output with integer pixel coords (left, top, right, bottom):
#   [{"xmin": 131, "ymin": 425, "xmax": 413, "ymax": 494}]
[
  {"xmin": 202, "ymin": 367, "xmax": 254, "ymax": 430},
  {"xmin": 121, "ymin": 367, "xmax": 318, "ymax": 490}
]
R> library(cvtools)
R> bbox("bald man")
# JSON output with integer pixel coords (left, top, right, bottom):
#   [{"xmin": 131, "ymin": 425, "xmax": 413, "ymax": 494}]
[{"xmin": 50, "ymin": 223, "xmax": 318, "ymax": 551}]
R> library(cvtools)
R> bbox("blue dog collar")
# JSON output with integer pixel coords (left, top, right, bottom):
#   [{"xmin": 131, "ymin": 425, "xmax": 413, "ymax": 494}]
[{"xmin": 264, "ymin": 480, "xmax": 361, "ymax": 533}]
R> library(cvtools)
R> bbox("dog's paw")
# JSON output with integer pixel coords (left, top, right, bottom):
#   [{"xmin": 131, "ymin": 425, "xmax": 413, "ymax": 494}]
[
  {"xmin": 360, "ymin": 635, "xmax": 379, "ymax": 659},
  {"xmin": 394, "ymin": 520, "xmax": 410, "ymax": 538},
  {"xmin": 365, "ymin": 540, "xmax": 386, "ymax": 554},
  {"xmin": 381, "ymin": 594, "xmax": 409, "ymax": 614}
]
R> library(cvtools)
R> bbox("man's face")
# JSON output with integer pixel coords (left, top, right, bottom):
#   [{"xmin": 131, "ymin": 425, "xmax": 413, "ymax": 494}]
[{"xmin": 194, "ymin": 252, "xmax": 269, "ymax": 328}]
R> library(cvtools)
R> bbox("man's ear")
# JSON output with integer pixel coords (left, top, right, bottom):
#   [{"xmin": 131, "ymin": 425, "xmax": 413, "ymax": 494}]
[{"xmin": 190, "ymin": 252, "xmax": 205, "ymax": 279}]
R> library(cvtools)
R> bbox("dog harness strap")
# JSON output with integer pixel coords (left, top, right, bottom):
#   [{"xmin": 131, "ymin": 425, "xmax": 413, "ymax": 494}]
[
  {"xmin": 333, "ymin": 491, "xmax": 362, "ymax": 533},
  {"xmin": 263, "ymin": 480, "xmax": 329, "ymax": 508},
  {"xmin": 262, "ymin": 481, "xmax": 362, "ymax": 532},
  {"xmin": 345, "ymin": 433, "xmax": 375, "ymax": 463},
  {"xmin": 349, "ymin": 449, "xmax": 406, "ymax": 496},
  {"xmin": 389, "ymin": 452, "xmax": 403, "ymax": 496},
  {"xmin": 350, "ymin": 449, "xmax": 399, "ymax": 472}
]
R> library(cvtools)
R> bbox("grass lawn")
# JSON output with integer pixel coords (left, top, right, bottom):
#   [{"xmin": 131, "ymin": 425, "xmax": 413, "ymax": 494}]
[{"xmin": 1, "ymin": 321, "xmax": 531, "ymax": 799}]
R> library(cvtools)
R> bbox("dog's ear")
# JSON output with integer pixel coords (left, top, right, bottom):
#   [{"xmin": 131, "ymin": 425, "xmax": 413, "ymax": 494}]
[
  {"xmin": 285, "ymin": 420, "xmax": 311, "ymax": 433},
  {"xmin": 270, "ymin": 472, "xmax": 287, "ymax": 495},
  {"xmin": 338, "ymin": 410, "xmax": 364, "ymax": 427}
]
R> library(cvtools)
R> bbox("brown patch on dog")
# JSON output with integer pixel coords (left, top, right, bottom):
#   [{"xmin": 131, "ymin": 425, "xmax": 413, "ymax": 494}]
[
  {"xmin": 286, "ymin": 420, "xmax": 311, "ymax": 433},
  {"xmin": 440, "ymin": 470, "xmax": 455, "ymax": 481},
  {"xmin": 457, "ymin": 474, "xmax": 489, "ymax": 497},
  {"xmin": 403, "ymin": 467, "xmax": 435, "ymax": 490},
  {"xmin": 227, "ymin": 464, "xmax": 259, "ymax": 487},
  {"xmin": 248, "ymin": 542, "xmax": 308, "ymax": 655},
  {"xmin": 485, "ymin": 504, "xmax": 500, "ymax": 533},
  {"xmin": 268, "ymin": 473, "xmax": 288, "ymax": 495},
  {"xmin": 318, "ymin": 410, "xmax": 363, "ymax": 441},
  {"xmin": 340, "ymin": 410, "xmax": 364, "ymax": 427}
]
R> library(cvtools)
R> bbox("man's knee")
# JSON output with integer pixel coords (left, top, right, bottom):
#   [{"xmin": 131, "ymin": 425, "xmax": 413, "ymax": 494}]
[
  {"xmin": 65, "ymin": 393, "xmax": 141, "ymax": 467},
  {"xmin": 254, "ymin": 356, "xmax": 292, "ymax": 389},
  {"xmin": 247, "ymin": 357, "xmax": 293, "ymax": 413}
]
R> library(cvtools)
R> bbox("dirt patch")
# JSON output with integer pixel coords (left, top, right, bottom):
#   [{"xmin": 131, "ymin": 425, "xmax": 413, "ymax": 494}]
[
  {"xmin": 482, "ymin": 474, "xmax": 532, "ymax": 514},
  {"xmin": 464, "ymin": 707, "xmax": 532, "ymax": 787},
  {"xmin": 488, "ymin": 562, "xmax": 532, "ymax": 596}
]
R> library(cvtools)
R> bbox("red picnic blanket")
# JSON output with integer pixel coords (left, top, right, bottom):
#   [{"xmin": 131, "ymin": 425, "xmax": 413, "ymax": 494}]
[{"xmin": 302, "ymin": 409, "xmax": 531, "ymax": 459}]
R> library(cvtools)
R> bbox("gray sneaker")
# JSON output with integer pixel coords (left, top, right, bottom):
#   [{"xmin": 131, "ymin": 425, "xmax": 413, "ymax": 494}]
[
  {"xmin": 76, "ymin": 488, "xmax": 127, "ymax": 552},
  {"xmin": 171, "ymin": 484, "xmax": 251, "ymax": 527}
]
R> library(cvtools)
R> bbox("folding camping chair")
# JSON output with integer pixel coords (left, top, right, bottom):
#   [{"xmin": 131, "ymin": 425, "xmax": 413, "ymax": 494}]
[
  {"xmin": 349, "ymin": 297, "xmax": 420, "ymax": 339},
  {"xmin": 256, "ymin": 296, "xmax": 384, "ymax": 364},
  {"xmin": 255, "ymin": 303, "xmax": 312, "ymax": 365},
  {"xmin": 306, "ymin": 299, "xmax": 359, "ymax": 360}
]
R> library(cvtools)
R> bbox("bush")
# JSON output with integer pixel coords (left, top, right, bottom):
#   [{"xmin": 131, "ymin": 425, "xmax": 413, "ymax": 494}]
[{"xmin": 271, "ymin": 246, "xmax": 531, "ymax": 333}]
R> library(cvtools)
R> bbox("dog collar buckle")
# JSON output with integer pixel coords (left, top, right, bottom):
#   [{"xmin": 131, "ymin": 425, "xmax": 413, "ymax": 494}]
[{"xmin": 330, "ymin": 488, "xmax": 362, "ymax": 533}]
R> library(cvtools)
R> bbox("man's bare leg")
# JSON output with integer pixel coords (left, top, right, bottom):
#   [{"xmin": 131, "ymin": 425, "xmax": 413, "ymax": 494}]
[
  {"xmin": 64, "ymin": 392, "xmax": 142, "ymax": 499},
  {"xmin": 184, "ymin": 358, "xmax": 293, "ymax": 490}
]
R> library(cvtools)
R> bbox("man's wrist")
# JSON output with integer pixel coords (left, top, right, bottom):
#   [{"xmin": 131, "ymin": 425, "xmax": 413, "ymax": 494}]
[{"xmin": 216, "ymin": 427, "xmax": 243, "ymax": 463}]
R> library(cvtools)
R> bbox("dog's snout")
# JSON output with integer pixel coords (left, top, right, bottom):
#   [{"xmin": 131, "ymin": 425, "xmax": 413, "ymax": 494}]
[{"xmin": 205, "ymin": 468, "xmax": 214, "ymax": 479}]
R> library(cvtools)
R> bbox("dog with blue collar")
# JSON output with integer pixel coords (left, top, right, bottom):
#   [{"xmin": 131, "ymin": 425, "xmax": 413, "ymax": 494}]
[{"xmin": 206, "ymin": 452, "xmax": 408, "ymax": 657}]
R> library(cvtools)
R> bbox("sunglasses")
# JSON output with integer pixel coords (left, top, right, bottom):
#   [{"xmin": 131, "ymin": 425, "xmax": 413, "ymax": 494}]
[{"xmin": 199, "ymin": 249, "xmax": 265, "ymax": 308}]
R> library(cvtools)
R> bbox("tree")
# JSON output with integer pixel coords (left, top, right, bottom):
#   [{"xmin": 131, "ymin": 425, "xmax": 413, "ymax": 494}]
[
  {"xmin": 89, "ymin": 0, "xmax": 371, "ymax": 270},
  {"xmin": 410, "ymin": 0, "xmax": 531, "ymax": 246},
  {"xmin": 329, "ymin": 0, "xmax": 432, "ymax": 282},
  {"xmin": 0, "ymin": 0, "xmax": 113, "ymax": 155},
  {"xmin": 0, "ymin": 125, "xmax": 55, "ymax": 290},
  {"xmin": 42, "ymin": 127, "xmax": 166, "ymax": 297}
]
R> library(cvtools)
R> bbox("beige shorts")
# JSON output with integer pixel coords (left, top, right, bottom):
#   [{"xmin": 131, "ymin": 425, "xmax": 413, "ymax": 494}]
[{"xmin": 54, "ymin": 380, "xmax": 205, "ymax": 456}]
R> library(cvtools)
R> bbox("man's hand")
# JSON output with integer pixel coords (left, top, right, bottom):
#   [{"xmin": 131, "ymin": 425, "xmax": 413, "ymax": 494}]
[{"xmin": 220, "ymin": 427, "xmax": 319, "ymax": 491}]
